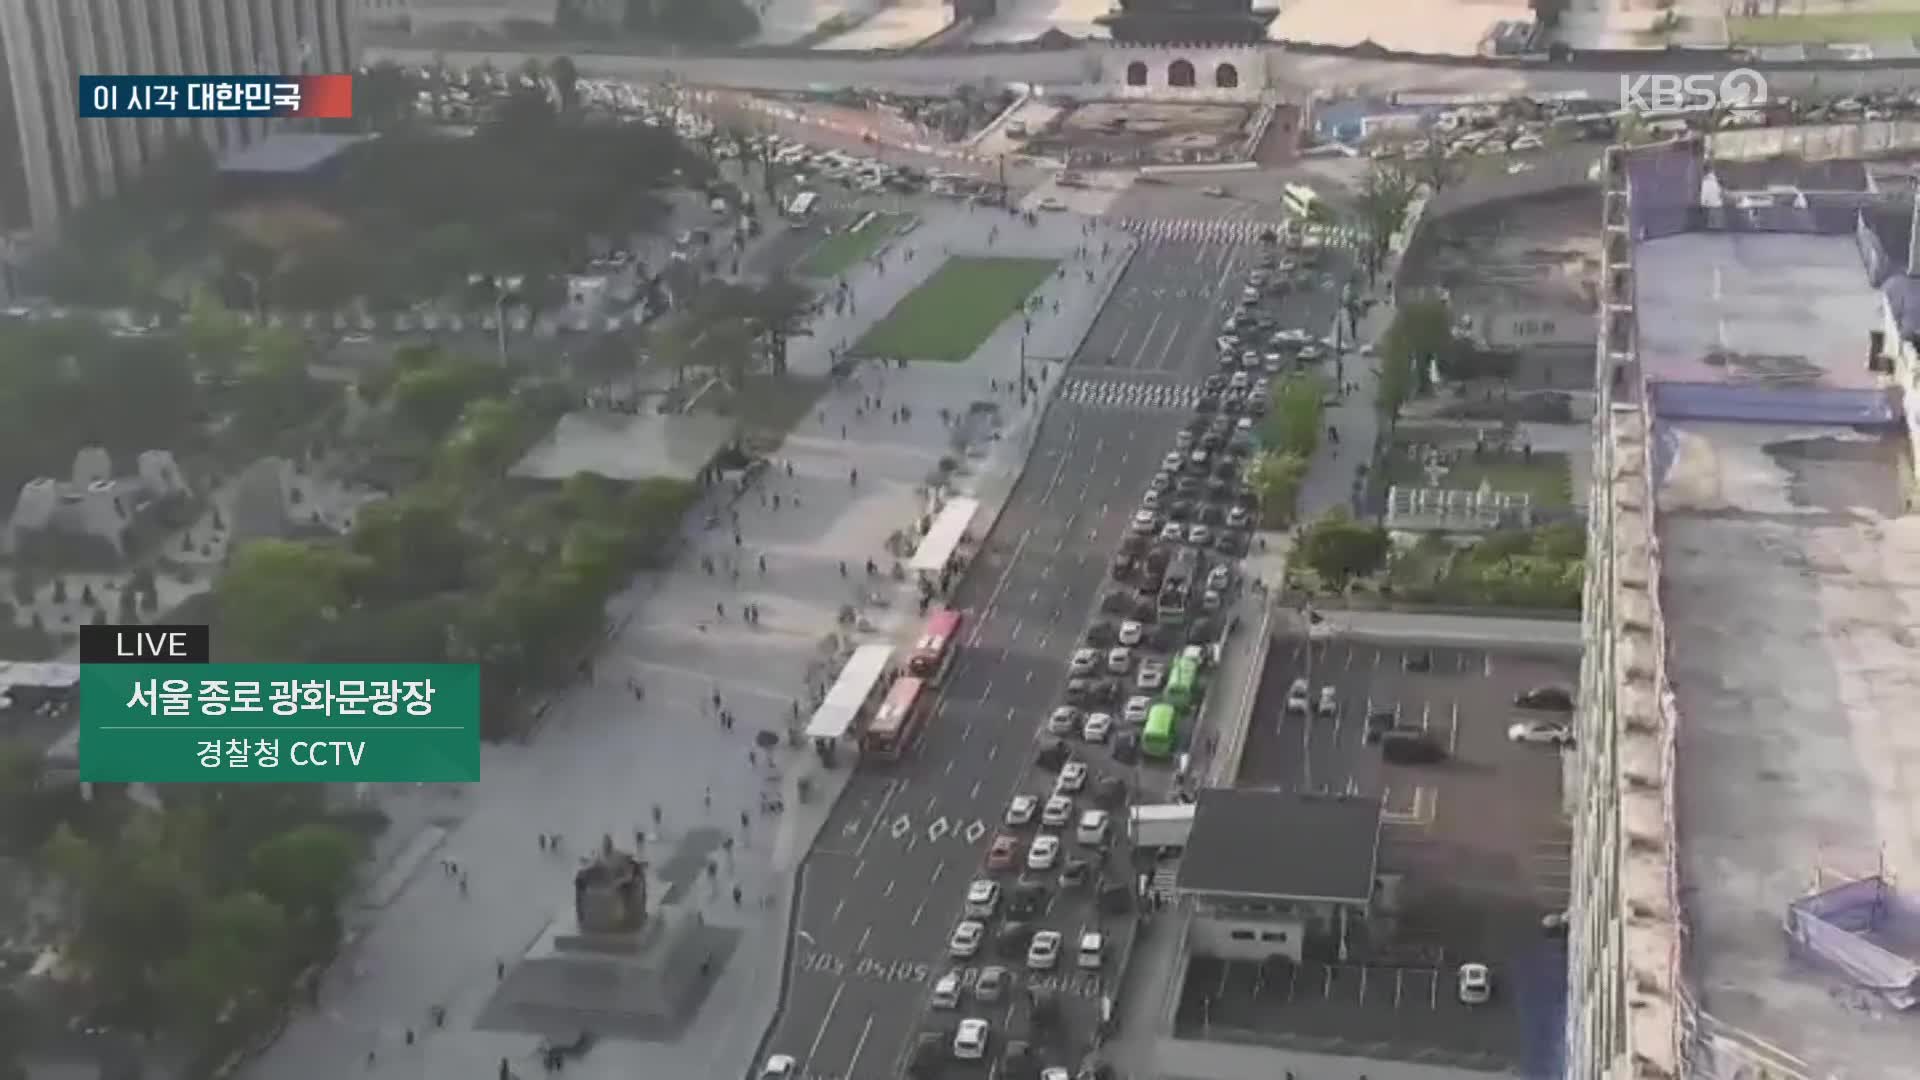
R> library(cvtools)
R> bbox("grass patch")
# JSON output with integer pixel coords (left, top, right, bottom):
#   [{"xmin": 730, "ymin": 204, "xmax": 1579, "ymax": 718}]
[
  {"xmin": 798, "ymin": 212, "xmax": 914, "ymax": 278},
  {"xmin": 1386, "ymin": 449, "xmax": 1573, "ymax": 508},
  {"xmin": 851, "ymin": 256, "xmax": 1058, "ymax": 363},
  {"xmin": 1729, "ymin": 11, "xmax": 1920, "ymax": 42}
]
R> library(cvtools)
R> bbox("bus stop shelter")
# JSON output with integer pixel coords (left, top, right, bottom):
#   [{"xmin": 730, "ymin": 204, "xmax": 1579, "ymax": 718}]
[
  {"xmin": 910, "ymin": 497, "xmax": 980, "ymax": 577},
  {"xmin": 804, "ymin": 643, "xmax": 897, "ymax": 746}
]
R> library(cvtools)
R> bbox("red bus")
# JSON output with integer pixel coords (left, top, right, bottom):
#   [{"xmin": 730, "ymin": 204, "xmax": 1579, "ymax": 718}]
[
  {"xmin": 908, "ymin": 609, "xmax": 964, "ymax": 684},
  {"xmin": 864, "ymin": 676, "xmax": 932, "ymax": 759}
]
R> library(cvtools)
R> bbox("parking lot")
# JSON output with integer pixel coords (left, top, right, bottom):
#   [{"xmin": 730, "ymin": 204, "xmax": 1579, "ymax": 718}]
[{"xmin": 1189, "ymin": 634, "xmax": 1574, "ymax": 1068}]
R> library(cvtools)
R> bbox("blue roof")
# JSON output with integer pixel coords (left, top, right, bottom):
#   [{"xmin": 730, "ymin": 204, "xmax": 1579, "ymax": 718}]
[{"xmin": 219, "ymin": 133, "xmax": 370, "ymax": 174}]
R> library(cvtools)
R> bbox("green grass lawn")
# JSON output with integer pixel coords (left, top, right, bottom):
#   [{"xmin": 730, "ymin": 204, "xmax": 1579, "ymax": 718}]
[
  {"xmin": 797, "ymin": 212, "xmax": 915, "ymax": 278},
  {"xmin": 1730, "ymin": 11, "xmax": 1920, "ymax": 42},
  {"xmin": 851, "ymin": 256, "xmax": 1058, "ymax": 363},
  {"xmin": 1387, "ymin": 449, "xmax": 1574, "ymax": 508}
]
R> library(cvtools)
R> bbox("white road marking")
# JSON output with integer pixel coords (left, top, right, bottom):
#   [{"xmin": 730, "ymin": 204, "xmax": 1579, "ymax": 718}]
[
  {"xmin": 931, "ymin": 862, "xmax": 945, "ymax": 883},
  {"xmin": 854, "ymin": 860, "xmax": 865, "ymax": 879},
  {"xmin": 805, "ymin": 983, "xmax": 845, "ymax": 1071},
  {"xmin": 911, "ymin": 899, "xmax": 927, "ymax": 925},
  {"xmin": 858, "ymin": 783, "xmax": 901, "ymax": 858},
  {"xmin": 832, "ymin": 898, "xmax": 845, "ymax": 922},
  {"xmin": 884, "ymin": 879, "xmax": 896, "ymax": 897},
  {"xmin": 945, "ymin": 760, "xmax": 956, "ymax": 775},
  {"xmin": 847, "ymin": 1015, "xmax": 876, "ymax": 1079},
  {"xmin": 857, "ymin": 925, "xmax": 872, "ymax": 952},
  {"xmin": 987, "ymin": 744, "xmax": 998, "ymax": 760},
  {"xmin": 970, "ymin": 780, "xmax": 982, "ymax": 800}
]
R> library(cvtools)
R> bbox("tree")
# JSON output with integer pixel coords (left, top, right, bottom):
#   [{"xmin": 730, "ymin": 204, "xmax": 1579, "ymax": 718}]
[
  {"xmin": 1249, "ymin": 451, "xmax": 1309, "ymax": 527},
  {"xmin": 248, "ymin": 824, "xmax": 362, "ymax": 930},
  {"xmin": 439, "ymin": 397, "xmax": 532, "ymax": 477},
  {"xmin": 1378, "ymin": 299, "xmax": 1455, "ymax": 422},
  {"xmin": 181, "ymin": 285, "xmax": 249, "ymax": 371},
  {"xmin": 1406, "ymin": 137, "xmax": 1458, "ymax": 195},
  {"xmin": 160, "ymin": 891, "xmax": 291, "ymax": 1036},
  {"xmin": 1352, "ymin": 162, "xmax": 1417, "ymax": 280},
  {"xmin": 212, "ymin": 540, "xmax": 369, "ymax": 661},
  {"xmin": 490, "ymin": 80, "xmax": 557, "ymax": 136},
  {"xmin": 1299, "ymin": 510, "xmax": 1391, "ymax": 586},
  {"xmin": 1262, "ymin": 375, "xmax": 1326, "ymax": 459},
  {"xmin": 348, "ymin": 491, "xmax": 476, "ymax": 597},
  {"xmin": 357, "ymin": 61, "xmax": 414, "ymax": 132},
  {"xmin": 548, "ymin": 56, "xmax": 582, "ymax": 114},
  {"xmin": 389, "ymin": 352, "xmax": 510, "ymax": 438}
]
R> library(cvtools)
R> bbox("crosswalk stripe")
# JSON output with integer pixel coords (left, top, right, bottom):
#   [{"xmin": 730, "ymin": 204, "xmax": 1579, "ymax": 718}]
[
  {"xmin": 1112, "ymin": 217, "xmax": 1365, "ymax": 248},
  {"xmin": 1059, "ymin": 377, "xmax": 1201, "ymax": 412}
]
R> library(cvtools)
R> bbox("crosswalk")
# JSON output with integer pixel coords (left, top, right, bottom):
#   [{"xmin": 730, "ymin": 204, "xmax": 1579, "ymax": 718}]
[
  {"xmin": 1059, "ymin": 378, "xmax": 1202, "ymax": 413},
  {"xmin": 1113, "ymin": 217, "xmax": 1367, "ymax": 249}
]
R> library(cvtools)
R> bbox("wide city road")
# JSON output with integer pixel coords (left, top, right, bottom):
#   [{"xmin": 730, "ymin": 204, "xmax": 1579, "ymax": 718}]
[{"xmin": 764, "ymin": 232, "xmax": 1261, "ymax": 1080}]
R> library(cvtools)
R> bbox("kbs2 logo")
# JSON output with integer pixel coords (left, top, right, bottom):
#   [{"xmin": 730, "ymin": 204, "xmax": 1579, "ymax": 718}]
[{"xmin": 1619, "ymin": 69, "xmax": 1768, "ymax": 113}]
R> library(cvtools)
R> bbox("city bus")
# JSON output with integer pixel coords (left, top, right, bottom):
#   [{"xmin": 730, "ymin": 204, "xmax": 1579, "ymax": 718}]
[
  {"xmin": 1281, "ymin": 182, "xmax": 1320, "ymax": 220},
  {"xmin": 863, "ymin": 676, "xmax": 932, "ymax": 759},
  {"xmin": 1141, "ymin": 703, "xmax": 1177, "ymax": 759},
  {"xmin": 1164, "ymin": 654, "xmax": 1201, "ymax": 710},
  {"xmin": 907, "ymin": 608, "xmax": 964, "ymax": 685}
]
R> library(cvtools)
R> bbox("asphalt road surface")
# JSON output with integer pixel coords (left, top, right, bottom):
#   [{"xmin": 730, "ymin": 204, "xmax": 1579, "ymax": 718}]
[{"xmin": 763, "ymin": 228, "xmax": 1351, "ymax": 1080}]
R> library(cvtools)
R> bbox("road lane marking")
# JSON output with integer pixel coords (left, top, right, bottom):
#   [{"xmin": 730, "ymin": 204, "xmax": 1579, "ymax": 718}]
[
  {"xmin": 925, "ymin": 795, "xmax": 938, "ymax": 815},
  {"xmin": 981, "ymin": 679, "xmax": 993, "ymax": 699},
  {"xmin": 911, "ymin": 899, "xmax": 926, "ymax": 925},
  {"xmin": 928, "ymin": 817, "xmax": 952, "ymax": 842},
  {"xmin": 854, "ymin": 860, "xmax": 864, "ymax": 879},
  {"xmin": 965, "ymin": 819, "xmax": 987, "ymax": 843},
  {"xmin": 945, "ymin": 760, "xmax": 956, "ymax": 775},
  {"xmin": 847, "ymin": 1015, "xmax": 875, "ymax": 1080},
  {"xmin": 804, "ymin": 982, "xmax": 846, "ymax": 1072},
  {"xmin": 962, "ymin": 721, "xmax": 973, "ymax": 741},
  {"xmin": 969, "ymin": 780, "xmax": 982, "ymax": 800},
  {"xmin": 931, "ymin": 862, "xmax": 945, "ymax": 883},
  {"xmin": 832, "ymin": 897, "xmax": 845, "ymax": 922},
  {"xmin": 857, "ymin": 925, "xmax": 871, "ymax": 952},
  {"xmin": 857, "ymin": 783, "xmax": 901, "ymax": 858},
  {"xmin": 1010, "ymin": 620, "xmax": 1022, "ymax": 641},
  {"xmin": 884, "ymin": 879, "xmax": 895, "ymax": 897},
  {"xmin": 1449, "ymin": 701, "xmax": 1460, "ymax": 755},
  {"xmin": 986, "ymin": 744, "xmax": 998, "ymax": 760}
]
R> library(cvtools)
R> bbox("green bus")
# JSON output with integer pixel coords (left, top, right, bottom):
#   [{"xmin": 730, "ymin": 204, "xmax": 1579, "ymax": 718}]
[
  {"xmin": 1164, "ymin": 655, "xmax": 1201, "ymax": 709},
  {"xmin": 1142, "ymin": 703, "xmax": 1177, "ymax": 759}
]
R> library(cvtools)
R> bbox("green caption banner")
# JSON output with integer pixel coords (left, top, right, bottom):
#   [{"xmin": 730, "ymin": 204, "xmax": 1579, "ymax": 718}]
[{"xmin": 79, "ymin": 664, "xmax": 481, "ymax": 783}]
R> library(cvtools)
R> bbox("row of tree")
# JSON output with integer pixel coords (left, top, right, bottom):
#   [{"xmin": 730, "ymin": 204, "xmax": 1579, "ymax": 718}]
[
  {"xmin": 0, "ymin": 763, "xmax": 365, "ymax": 1066},
  {"xmin": 1247, "ymin": 375, "xmax": 1329, "ymax": 527}
]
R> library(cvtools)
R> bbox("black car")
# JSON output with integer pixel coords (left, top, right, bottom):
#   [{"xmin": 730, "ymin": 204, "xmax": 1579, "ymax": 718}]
[
  {"xmin": 997, "ymin": 920, "xmax": 1034, "ymax": 957},
  {"xmin": 1197, "ymin": 503, "xmax": 1225, "ymax": 526},
  {"xmin": 1144, "ymin": 545, "xmax": 1173, "ymax": 574},
  {"xmin": 1036, "ymin": 739, "xmax": 1071, "ymax": 771},
  {"xmin": 1205, "ymin": 478, "xmax": 1233, "ymax": 503},
  {"xmin": 1065, "ymin": 678, "xmax": 1099, "ymax": 706},
  {"xmin": 1129, "ymin": 598, "xmax": 1157, "ymax": 624},
  {"xmin": 1214, "ymin": 531, "xmax": 1249, "ymax": 556},
  {"xmin": 1007, "ymin": 882, "xmax": 1048, "ymax": 918},
  {"xmin": 1118, "ymin": 533, "xmax": 1146, "ymax": 556},
  {"xmin": 1059, "ymin": 859, "xmax": 1092, "ymax": 888},
  {"xmin": 1381, "ymin": 730, "xmax": 1447, "ymax": 764},
  {"xmin": 1199, "ymin": 433, "xmax": 1223, "ymax": 452},
  {"xmin": 1516, "ymin": 685, "xmax": 1575, "ymax": 711},
  {"xmin": 1185, "ymin": 416, "xmax": 1210, "ymax": 435},
  {"xmin": 1094, "ymin": 774, "xmax": 1128, "ymax": 809},
  {"xmin": 1403, "ymin": 650, "xmax": 1433, "ymax": 672},
  {"xmin": 909, "ymin": 1033, "xmax": 945, "ymax": 1077},
  {"xmin": 1175, "ymin": 475, "xmax": 1202, "ymax": 497},
  {"xmin": 1213, "ymin": 460, "xmax": 1240, "ymax": 483},
  {"xmin": 1202, "ymin": 374, "xmax": 1227, "ymax": 393},
  {"xmin": 1147, "ymin": 624, "xmax": 1182, "ymax": 652},
  {"xmin": 1085, "ymin": 620, "xmax": 1118, "ymax": 648},
  {"xmin": 1245, "ymin": 396, "xmax": 1269, "ymax": 417},
  {"xmin": 1100, "ymin": 590, "xmax": 1135, "ymax": 616},
  {"xmin": 1112, "ymin": 732, "xmax": 1140, "ymax": 764},
  {"xmin": 1165, "ymin": 499, "xmax": 1193, "ymax": 523},
  {"xmin": 1221, "ymin": 396, "xmax": 1245, "ymax": 415},
  {"xmin": 1195, "ymin": 394, "xmax": 1220, "ymax": 414}
]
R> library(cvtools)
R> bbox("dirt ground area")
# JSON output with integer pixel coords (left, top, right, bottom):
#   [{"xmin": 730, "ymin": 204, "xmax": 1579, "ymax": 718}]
[
  {"xmin": 1404, "ymin": 193, "xmax": 1600, "ymax": 317},
  {"xmin": 1029, "ymin": 101, "xmax": 1258, "ymax": 163}
]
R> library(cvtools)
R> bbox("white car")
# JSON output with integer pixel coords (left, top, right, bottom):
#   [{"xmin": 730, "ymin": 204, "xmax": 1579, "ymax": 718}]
[
  {"xmin": 1036, "ymin": 196, "xmax": 1067, "ymax": 211},
  {"xmin": 1141, "ymin": 489, "xmax": 1162, "ymax": 510},
  {"xmin": 1056, "ymin": 761, "xmax": 1089, "ymax": 794},
  {"xmin": 1457, "ymin": 962, "xmax": 1493, "ymax": 1005},
  {"xmin": 1124, "ymin": 695, "xmax": 1153, "ymax": 724},
  {"xmin": 1162, "ymin": 451, "xmax": 1184, "ymax": 471},
  {"xmin": 1228, "ymin": 372, "xmax": 1251, "ymax": 391},
  {"xmin": 1027, "ymin": 834, "xmax": 1061, "ymax": 871},
  {"xmin": 1041, "ymin": 794, "xmax": 1074, "ymax": 828},
  {"xmin": 931, "ymin": 970, "xmax": 962, "ymax": 1009},
  {"xmin": 949, "ymin": 920, "xmax": 985, "ymax": 958},
  {"xmin": 1174, "ymin": 429, "xmax": 1194, "ymax": 451},
  {"xmin": 1285, "ymin": 678, "xmax": 1310, "ymax": 714},
  {"xmin": 1508, "ymin": 721, "xmax": 1574, "ymax": 746},
  {"xmin": 1082, "ymin": 712, "xmax": 1114, "ymax": 742},
  {"xmin": 760, "ymin": 1054, "xmax": 796, "ymax": 1080},
  {"xmin": 1077, "ymin": 930, "xmax": 1106, "ymax": 969},
  {"xmin": 953, "ymin": 1017, "xmax": 991, "ymax": 1059},
  {"xmin": 1106, "ymin": 647, "xmax": 1133, "ymax": 675},
  {"xmin": 1136, "ymin": 661, "xmax": 1166, "ymax": 691},
  {"xmin": 1048, "ymin": 706, "xmax": 1081, "ymax": 735},
  {"xmin": 965, "ymin": 879, "xmax": 1001, "ymax": 918},
  {"xmin": 1159, "ymin": 522, "xmax": 1186, "ymax": 543},
  {"xmin": 1187, "ymin": 523, "xmax": 1212, "ymax": 545},
  {"xmin": 1042, "ymin": 1069, "xmax": 1071, "ymax": 1080},
  {"xmin": 1069, "ymin": 648, "xmax": 1100, "ymax": 676},
  {"xmin": 1027, "ymin": 930, "xmax": 1063, "ymax": 970},
  {"xmin": 1149, "ymin": 472, "xmax": 1171, "ymax": 493},
  {"xmin": 1226, "ymin": 506, "xmax": 1251, "ymax": 528},
  {"xmin": 1117, "ymin": 620, "xmax": 1144, "ymax": 646},
  {"xmin": 1317, "ymin": 686, "xmax": 1338, "ymax": 717},
  {"xmin": 1129, "ymin": 509, "xmax": 1157, "ymax": 535},
  {"xmin": 1005, "ymin": 794, "xmax": 1039, "ymax": 826},
  {"xmin": 1206, "ymin": 565, "xmax": 1231, "ymax": 591},
  {"xmin": 1076, "ymin": 809, "xmax": 1111, "ymax": 846}
]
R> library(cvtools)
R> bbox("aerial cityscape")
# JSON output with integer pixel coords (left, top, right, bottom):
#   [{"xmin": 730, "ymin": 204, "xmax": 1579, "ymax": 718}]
[{"xmin": 3, "ymin": 1, "xmax": 1920, "ymax": 1080}]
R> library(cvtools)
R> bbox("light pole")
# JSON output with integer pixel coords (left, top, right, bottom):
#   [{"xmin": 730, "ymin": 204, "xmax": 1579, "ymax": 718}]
[{"xmin": 1017, "ymin": 317, "xmax": 1030, "ymax": 407}]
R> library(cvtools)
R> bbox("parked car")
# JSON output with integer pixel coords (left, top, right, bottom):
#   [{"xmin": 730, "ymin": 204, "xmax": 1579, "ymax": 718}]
[
  {"xmin": 1507, "ymin": 720, "xmax": 1573, "ymax": 746},
  {"xmin": 1457, "ymin": 963, "xmax": 1493, "ymax": 1005},
  {"xmin": 1381, "ymin": 730, "xmax": 1447, "ymax": 764},
  {"xmin": 1515, "ymin": 685, "xmax": 1574, "ymax": 711}
]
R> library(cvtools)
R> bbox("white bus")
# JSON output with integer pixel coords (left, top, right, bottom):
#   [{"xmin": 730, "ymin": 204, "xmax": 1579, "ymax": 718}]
[
  {"xmin": 1281, "ymin": 183, "xmax": 1319, "ymax": 219},
  {"xmin": 785, "ymin": 191, "xmax": 820, "ymax": 220}
]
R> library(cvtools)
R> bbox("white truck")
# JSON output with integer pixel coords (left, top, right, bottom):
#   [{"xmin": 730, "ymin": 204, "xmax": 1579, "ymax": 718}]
[{"xmin": 1128, "ymin": 804, "xmax": 1196, "ymax": 851}]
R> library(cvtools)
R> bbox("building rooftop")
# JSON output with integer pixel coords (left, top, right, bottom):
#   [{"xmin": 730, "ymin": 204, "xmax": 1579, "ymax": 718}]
[
  {"xmin": 1176, "ymin": 787, "xmax": 1382, "ymax": 903},
  {"xmin": 1635, "ymin": 232, "xmax": 1883, "ymax": 392},
  {"xmin": 1658, "ymin": 419, "xmax": 1920, "ymax": 1077},
  {"xmin": 1708, "ymin": 158, "xmax": 1871, "ymax": 194}
]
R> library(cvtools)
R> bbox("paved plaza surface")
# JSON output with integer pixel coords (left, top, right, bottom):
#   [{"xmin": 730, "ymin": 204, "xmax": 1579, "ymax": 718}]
[{"xmin": 242, "ymin": 208, "xmax": 1134, "ymax": 1080}]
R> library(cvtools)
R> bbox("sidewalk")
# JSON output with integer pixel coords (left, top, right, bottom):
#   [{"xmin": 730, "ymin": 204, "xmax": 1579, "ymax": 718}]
[{"xmin": 244, "ymin": 206, "xmax": 1134, "ymax": 1080}]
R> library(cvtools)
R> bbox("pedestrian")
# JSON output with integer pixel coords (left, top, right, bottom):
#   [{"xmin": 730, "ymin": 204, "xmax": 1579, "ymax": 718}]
[
  {"xmin": 849, "ymin": 467, "xmax": 858, "ymax": 486},
  {"xmin": 733, "ymin": 530, "xmax": 742, "ymax": 547},
  {"xmin": 458, "ymin": 874, "xmax": 468, "ymax": 895},
  {"xmin": 652, "ymin": 803, "xmax": 663, "ymax": 825},
  {"xmin": 733, "ymin": 885, "xmax": 743, "ymax": 906},
  {"xmin": 749, "ymin": 749, "xmax": 757, "ymax": 766},
  {"xmin": 716, "ymin": 601, "xmax": 726, "ymax": 619},
  {"xmin": 758, "ymin": 554, "xmax": 767, "ymax": 574},
  {"xmin": 785, "ymin": 460, "xmax": 794, "ymax": 478},
  {"xmin": 405, "ymin": 1028, "xmax": 415, "ymax": 1046},
  {"xmin": 771, "ymin": 493, "xmax": 781, "ymax": 511},
  {"xmin": 741, "ymin": 811, "xmax": 751, "ymax": 831},
  {"xmin": 704, "ymin": 786, "xmax": 712, "ymax": 809},
  {"xmin": 538, "ymin": 833, "xmax": 546, "ymax": 851},
  {"xmin": 497, "ymin": 959, "xmax": 506, "ymax": 980},
  {"xmin": 838, "ymin": 560, "xmax": 848, "ymax": 577},
  {"xmin": 368, "ymin": 1050, "xmax": 377, "ymax": 1068}
]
